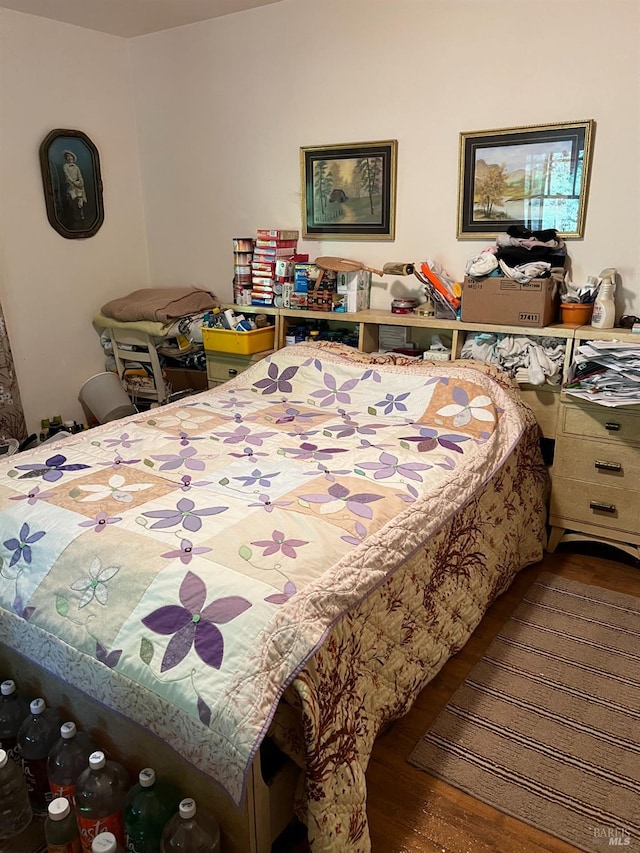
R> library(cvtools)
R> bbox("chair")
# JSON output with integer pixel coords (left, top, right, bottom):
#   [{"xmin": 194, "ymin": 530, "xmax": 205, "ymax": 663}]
[{"xmin": 108, "ymin": 327, "xmax": 168, "ymax": 405}]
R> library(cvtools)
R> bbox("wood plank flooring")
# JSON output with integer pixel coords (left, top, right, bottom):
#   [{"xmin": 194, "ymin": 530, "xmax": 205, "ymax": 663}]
[{"xmin": 365, "ymin": 545, "xmax": 640, "ymax": 853}]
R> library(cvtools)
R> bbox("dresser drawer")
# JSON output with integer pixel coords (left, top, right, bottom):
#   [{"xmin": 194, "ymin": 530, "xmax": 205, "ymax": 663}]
[
  {"xmin": 560, "ymin": 403, "xmax": 640, "ymax": 445},
  {"xmin": 553, "ymin": 435, "xmax": 640, "ymax": 487},
  {"xmin": 205, "ymin": 350, "xmax": 273, "ymax": 384},
  {"xmin": 550, "ymin": 476, "xmax": 640, "ymax": 536}
]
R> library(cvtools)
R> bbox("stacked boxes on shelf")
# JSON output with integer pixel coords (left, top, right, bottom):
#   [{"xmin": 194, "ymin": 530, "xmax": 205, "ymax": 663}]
[
  {"xmin": 232, "ymin": 237, "xmax": 254, "ymax": 306},
  {"xmin": 291, "ymin": 264, "xmax": 371, "ymax": 313},
  {"xmin": 251, "ymin": 229, "xmax": 299, "ymax": 307}
]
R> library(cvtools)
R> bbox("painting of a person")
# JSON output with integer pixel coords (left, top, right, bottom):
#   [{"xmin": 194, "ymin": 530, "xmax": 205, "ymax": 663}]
[{"xmin": 62, "ymin": 150, "xmax": 87, "ymax": 223}]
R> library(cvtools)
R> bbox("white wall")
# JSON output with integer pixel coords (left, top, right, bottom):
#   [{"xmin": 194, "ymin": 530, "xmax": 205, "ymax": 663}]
[
  {"xmin": 0, "ymin": 9, "xmax": 149, "ymax": 435},
  {"xmin": 1, "ymin": 0, "xmax": 638, "ymax": 435},
  {"xmin": 130, "ymin": 0, "xmax": 640, "ymax": 313}
]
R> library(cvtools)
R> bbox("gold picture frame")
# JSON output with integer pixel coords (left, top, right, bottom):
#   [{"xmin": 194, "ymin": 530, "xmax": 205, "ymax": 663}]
[
  {"xmin": 457, "ymin": 120, "xmax": 595, "ymax": 240},
  {"xmin": 300, "ymin": 140, "xmax": 397, "ymax": 240}
]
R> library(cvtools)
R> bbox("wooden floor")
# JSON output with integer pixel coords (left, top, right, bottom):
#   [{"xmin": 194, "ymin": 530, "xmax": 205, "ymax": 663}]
[{"xmin": 365, "ymin": 544, "xmax": 640, "ymax": 853}]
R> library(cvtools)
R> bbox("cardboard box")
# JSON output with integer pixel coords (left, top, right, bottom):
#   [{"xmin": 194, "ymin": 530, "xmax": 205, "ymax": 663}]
[
  {"xmin": 164, "ymin": 368, "xmax": 208, "ymax": 393},
  {"xmin": 461, "ymin": 276, "xmax": 558, "ymax": 327}
]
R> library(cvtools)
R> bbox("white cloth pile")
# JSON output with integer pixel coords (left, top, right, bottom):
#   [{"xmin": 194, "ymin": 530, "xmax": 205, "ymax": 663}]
[{"xmin": 461, "ymin": 333, "xmax": 566, "ymax": 385}]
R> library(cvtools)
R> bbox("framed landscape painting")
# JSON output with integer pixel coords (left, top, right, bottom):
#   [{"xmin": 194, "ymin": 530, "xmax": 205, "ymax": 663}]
[
  {"xmin": 457, "ymin": 120, "xmax": 595, "ymax": 239},
  {"xmin": 301, "ymin": 140, "xmax": 397, "ymax": 240}
]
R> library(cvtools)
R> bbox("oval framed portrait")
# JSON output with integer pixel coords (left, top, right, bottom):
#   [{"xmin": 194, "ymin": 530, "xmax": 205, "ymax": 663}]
[{"xmin": 39, "ymin": 128, "xmax": 104, "ymax": 239}]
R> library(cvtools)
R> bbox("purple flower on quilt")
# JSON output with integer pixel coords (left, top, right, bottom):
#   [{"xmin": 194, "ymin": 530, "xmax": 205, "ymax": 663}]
[
  {"xmin": 12, "ymin": 597, "xmax": 35, "ymax": 621},
  {"xmin": 341, "ymin": 520, "xmax": 367, "ymax": 546},
  {"xmin": 247, "ymin": 493, "xmax": 293, "ymax": 513},
  {"xmin": 300, "ymin": 483, "xmax": 383, "ymax": 520},
  {"xmin": 251, "ymin": 529, "xmax": 308, "ymax": 559},
  {"xmin": 164, "ymin": 431, "xmax": 205, "ymax": 446},
  {"xmin": 178, "ymin": 474, "xmax": 211, "ymax": 491},
  {"xmin": 96, "ymin": 641, "xmax": 122, "ymax": 669},
  {"xmin": 276, "ymin": 406, "xmax": 325, "ymax": 425},
  {"xmin": 100, "ymin": 455, "xmax": 141, "ymax": 469},
  {"xmin": 265, "ymin": 580, "xmax": 297, "ymax": 605},
  {"xmin": 141, "ymin": 571, "xmax": 252, "ymax": 671},
  {"xmin": 303, "ymin": 462, "xmax": 351, "ymax": 483},
  {"xmin": 357, "ymin": 451, "xmax": 432, "ymax": 481},
  {"xmin": 9, "ymin": 485, "xmax": 55, "ymax": 505},
  {"xmin": 215, "ymin": 425, "xmax": 276, "ymax": 446},
  {"xmin": 360, "ymin": 368, "xmax": 382, "ymax": 383},
  {"xmin": 150, "ymin": 446, "xmax": 205, "ymax": 472},
  {"xmin": 142, "ymin": 497, "xmax": 228, "ymax": 532},
  {"xmin": 103, "ymin": 432, "xmax": 141, "ymax": 449},
  {"xmin": 234, "ymin": 469, "xmax": 281, "ymax": 488},
  {"xmin": 16, "ymin": 453, "xmax": 90, "ymax": 482},
  {"xmin": 161, "ymin": 538, "xmax": 212, "ymax": 564},
  {"xmin": 374, "ymin": 392, "xmax": 410, "ymax": 415},
  {"xmin": 396, "ymin": 483, "xmax": 420, "ymax": 503},
  {"xmin": 228, "ymin": 446, "xmax": 268, "ymax": 461},
  {"xmin": 3, "ymin": 523, "xmax": 46, "ymax": 567},
  {"xmin": 78, "ymin": 511, "xmax": 122, "ymax": 533},
  {"xmin": 398, "ymin": 427, "xmax": 471, "ymax": 454},
  {"xmin": 281, "ymin": 441, "xmax": 348, "ymax": 462},
  {"xmin": 324, "ymin": 417, "xmax": 387, "ymax": 439},
  {"xmin": 253, "ymin": 362, "xmax": 299, "ymax": 395},
  {"xmin": 70, "ymin": 557, "xmax": 119, "ymax": 608},
  {"xmin": 309, "ymin": 373, "xmax": 359, "ymax": 407}
]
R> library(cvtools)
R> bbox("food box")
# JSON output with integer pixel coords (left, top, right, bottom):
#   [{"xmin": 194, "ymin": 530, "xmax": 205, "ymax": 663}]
[
  {"xmin": 461, "ymin": 276, "xmax": 558, "ymax": 327},
  {"xmin": 201, "ymin": 325, "xmax": 275, "ymax": 355}
]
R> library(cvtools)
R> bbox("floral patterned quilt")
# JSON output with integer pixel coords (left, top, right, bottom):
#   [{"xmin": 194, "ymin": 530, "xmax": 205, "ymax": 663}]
[{"xmin": 0, "ymin": 343, "xmax": 546, "ymax": 841}]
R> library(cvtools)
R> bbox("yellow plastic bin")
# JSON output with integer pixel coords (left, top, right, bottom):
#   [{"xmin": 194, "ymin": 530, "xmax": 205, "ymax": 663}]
[{"xmin": 201, "ymin": 326, "xmax": 275, "ymax": 355}]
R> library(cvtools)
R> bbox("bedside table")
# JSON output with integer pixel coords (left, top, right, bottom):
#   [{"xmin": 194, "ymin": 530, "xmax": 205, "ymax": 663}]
[{"xmin": 205, "ymin": 349, "xmax": 274, "ymax": 388}]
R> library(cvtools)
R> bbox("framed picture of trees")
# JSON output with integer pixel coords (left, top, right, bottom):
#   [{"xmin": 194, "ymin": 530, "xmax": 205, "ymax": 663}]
[
  {"xmin": 300, "ymin": 140, "xmax": 397, "ymax": 240},
  {"xmin": 457, "ymin": 120, "xmax": 595, "ymax": 239}
]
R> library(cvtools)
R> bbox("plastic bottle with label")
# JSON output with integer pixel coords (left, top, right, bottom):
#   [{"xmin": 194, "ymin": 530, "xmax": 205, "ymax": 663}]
[
  {"xmin": 48, "ymin": 721, "xmax": 95, "ymax": 802},
  {"xmin": 0, "ymin": 679, "xmax": 29, "ymax": 766},
  {"xmin": 91, "ymin": 832, "xmax": 125, "ymax": 853},
  {"xmin": 0, "ymin": 746, "xmax": 33, "ymax": 840},
  {"xmin": 17, "ymin": 697, "xmax": 61, "ymax": 814},
  {"xmin": 124, "ymin": 767, "xmax": 178, "ymax": 853},
  {"xmin": 591, "ymin": 275, "xmax": 616, "ymax": 330},
  {"xmin": 75, "ymin": 751, "xmax": 130, "ymax": 853},
  {"xmin": 160, "ymin": 798, "xmax": 221, "ymax": 852},
  {"xmin": 45, "ymin": 796, "xmax": 82, "ymax": 853}
]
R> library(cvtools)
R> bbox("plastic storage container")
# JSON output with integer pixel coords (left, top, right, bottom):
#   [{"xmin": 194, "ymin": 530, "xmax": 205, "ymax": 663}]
[
  {"xmin": 48, "ymin": 721, "xmax": 95, "ymax": 802},
  {"xmin": 75, "ymin": 751, "xmax": 130, "ymax": 853},
  {"xmin": 201, "ymin": 325, "xmax": 275, "ymax": 355},
  {"xmin": 160, "ymin": 798, "xmax": 220, "ymax": 852},
  {"xmin": 124, "ymin": 767, "xmax": 178, "ymax": 853},
  {"xmin": 0, "ymin": 747, "xmax": 33, "ymax": 840},
  {"xmin": 0, "ymin": 679, "xmax": 29, "ymax": 764},
  {"xmin": 17, "ymin": 697, "xmax": 61, "ymax": 814},
  {"xmin": 45, "ymin": 796, "xmax": 81, "ymax": 852}
]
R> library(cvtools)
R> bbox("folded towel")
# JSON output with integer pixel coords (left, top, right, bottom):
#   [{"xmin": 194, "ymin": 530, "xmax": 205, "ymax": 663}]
[{"xmin": 101, "ymin": 287, "xmax": 218, "ymax": 324}]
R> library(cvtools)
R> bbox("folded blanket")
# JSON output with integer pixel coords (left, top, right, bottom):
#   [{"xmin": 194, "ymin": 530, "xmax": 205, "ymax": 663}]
[{"xmin": 101, "ymin": 287, "xmax": 218, "ymax": 324}]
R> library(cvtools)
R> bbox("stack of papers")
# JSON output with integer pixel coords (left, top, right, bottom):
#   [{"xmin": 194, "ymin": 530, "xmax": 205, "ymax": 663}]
[{"xmin": 564, "ymin": 340, "xmax": 640, "ymax": 406}]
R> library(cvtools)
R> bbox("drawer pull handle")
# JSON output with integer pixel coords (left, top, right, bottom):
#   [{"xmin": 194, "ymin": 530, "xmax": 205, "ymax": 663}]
[
  {"xmin": 589, "ymin": 501, "xmax": 616, "ymax": 514},
  {"xmin": 594, "ymin": 460, "xmax": 622, "ymax": 472},
  {"xmin": 605, "ymin": 422, "xmax": 621, "ymax": 431},
  {"xmin": 228, "ymin": 369, "xmax": 238, "ymax": 376}
]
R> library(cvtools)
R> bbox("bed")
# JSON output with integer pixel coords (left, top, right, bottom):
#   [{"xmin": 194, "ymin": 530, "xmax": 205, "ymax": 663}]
[{"xmin": 0, "ymin": 342, "xmax": 547, "ymax": 852}]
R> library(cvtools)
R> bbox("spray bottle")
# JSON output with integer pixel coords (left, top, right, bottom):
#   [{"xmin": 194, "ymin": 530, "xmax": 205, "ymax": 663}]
[{"xmin": 591, "ymin": 268, "xmax": 617, "ymax": 329}]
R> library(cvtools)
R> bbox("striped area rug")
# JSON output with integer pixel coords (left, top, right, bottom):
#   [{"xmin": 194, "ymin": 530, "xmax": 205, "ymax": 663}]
[{"xmin": 409, "ymin": 573, "xmax": 640, "ymax": 852}]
